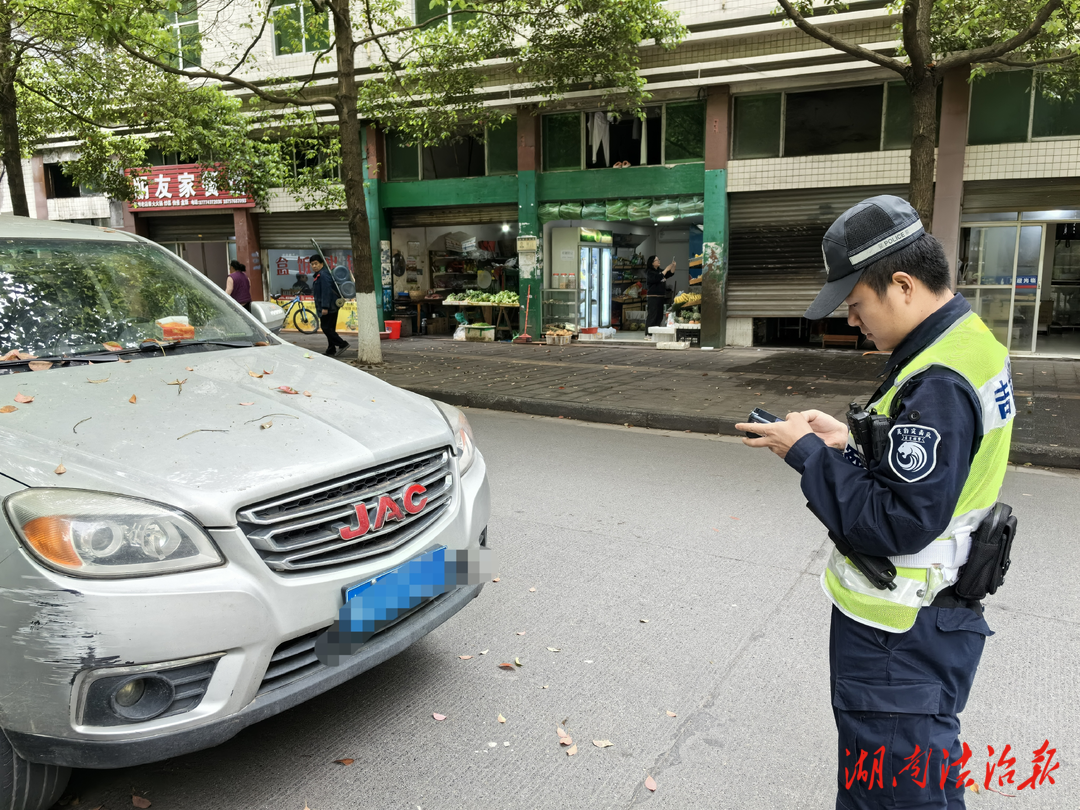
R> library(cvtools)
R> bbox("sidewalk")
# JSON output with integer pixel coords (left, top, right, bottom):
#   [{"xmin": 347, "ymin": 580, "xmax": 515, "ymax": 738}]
[{"xmin": 284, "ymin": 333, "xmax": 1080, "ymax": 470}]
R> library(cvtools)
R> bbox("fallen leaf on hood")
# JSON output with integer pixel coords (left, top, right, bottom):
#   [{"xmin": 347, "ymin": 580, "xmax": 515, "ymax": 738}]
[
  {"xmin": 118, "ymin": 358, "xmax": 131, "ymax": 363},
  {"xmin": 28, "ymin": 361, "xmax": 52, "ymax": 371},
  {"xmin": 497, "ymin": 714, "xmax": 506, "ymax": 724},
  {"xmin": 87, "ymin": 377, "xmax": 110, "ymax": 384},
  {"xmin": 13, "ymin": 393, "xmax": 33, "ymax": 403},
  {"xmin": 666, "ymin": 710, "xmax": 677, "ymax": 717},
  {"xmin": 186, "ymin": 366, "xmax": 194, "ymax": 372},
  {"xmin": 458, "ymin": 655, "xmax": 473, "ymax": 660},
  {"xmin": 129, "ymin": 395, "xmax": 137, "ymax": 404},
  {"xmin": 261, "ymin": 421, "xmax": 273, "ymax": 430},
  {"xmin": 497, "ymin": 662, "xmax": 514, "ymax": 670},
  {"xmin": 132, "ymin": 796, "xmax": 151, "ymax": 809},
  {"xmin": 255, "ymin": 341, "xmax": 269, "ymax": 346},
  {"xmin": 304, "ymin": 353, "xmax": 313, "ymax": 359},
  {"xmin": 492, "ymin": 576, "xmax": 500, "ymax": 582},
  {"xmin": 101, "ymin": 341, "xmax": 123, "ymax": 352},
  {"xmin": 0, "ymin": 350, "xmax": 34, "ymax": 361},
  {"xmin": 276, "ymin": 386, "xmax": 299, "ymax": 395},
  {"xmin": 432, "ymin": 713, "xmax": 446, "ymax": 721},
  {"xmin": 639, "ymin": 619, "xmax": 649, "ymax": 623},
  {"xmin": 0, "ymin": 406, "xmax": 16, "ymax": 414},
  {"xmin": 54, "ymin": 462, "xmax": 66, "ymax": 475},
  {"xmin": 514, "ymin": 657, "xmax": 523, "ymax": 667},
  {"xmin": 593, "ymin": 740, "xmax": 614, "ymax": 748},
  {"xmin": 479, "ymin": 650, "xmax": 489, "ymax": 655},
  {"xmin": 239, "ymin": 402, "xmax": 254, "ymax": 406},
  {"xmin": 556, "ymin": 727, "xmax": 569, "ymax": 740},
  {"xmin": 644, "ymin": 775, "xmax": 657, "ymax": 792},
  {"xmin": 303, "ymin": 390, "xmax": 312, "ymax": 397},
  {"xmin": 263, "ymin": 369, "xmax": 274, "ymax": 375},
  {"xmin": 547, "ymin": 647, "xmax": 561, "ymax": 652},
  {"xmin": 333, "ymin": 759, "xmax": 354, "ymax": 766},
  {"xmin": 528, "ymin": 587, "xmax": 536, "ymax": 592},
  {"xmin": 542, "ymin": 685, "xmax": 549, "ymax": 689},
  {"xmin": 566, "ymin": 744, "xmax": 578, "ymax": 756},
  {"xmin": 248, "ymin": 370, "xmax": 263, "ymax": 378}
]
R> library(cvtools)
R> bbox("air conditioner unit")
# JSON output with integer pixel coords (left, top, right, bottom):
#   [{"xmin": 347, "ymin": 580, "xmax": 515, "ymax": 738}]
[{"xmin": 658, "ymin": 227, "xmax": 690, "ymax": 243}]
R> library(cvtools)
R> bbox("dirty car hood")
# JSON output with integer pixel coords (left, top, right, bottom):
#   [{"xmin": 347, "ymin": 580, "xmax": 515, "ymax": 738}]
[{"xmin": 0, "ymin": 345, "xmax": 453, "ymax": 526}]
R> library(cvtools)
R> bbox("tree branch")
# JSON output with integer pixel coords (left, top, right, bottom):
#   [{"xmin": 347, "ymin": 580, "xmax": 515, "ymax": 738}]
[
  {"xmin": 116, "ymin": 40, "xmax": 342, "ymax": 113},
  {"xmin": 774, "ymin": 0, "xmax": 906, "ymax": 73},
  {"xmin": 937, "ymin": 0, "xmax": 1064, "ymax": 71},
  {"xmin": 992, "ymin": 52, "xmax": 1080, "ymax": 67},
  {"xmin": 15, "ymin": 78, "xmax": 117, "ymax": 130}
]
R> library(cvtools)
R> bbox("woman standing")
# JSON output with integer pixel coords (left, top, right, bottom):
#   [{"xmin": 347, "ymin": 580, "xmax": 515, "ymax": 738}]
[
  {"xmin": 645, "ymin": 255, "xmax": 676, "ymax": 333},
  {"xmin": 225, "ymin": 260, "xmax": 253, "ymax": 312}
]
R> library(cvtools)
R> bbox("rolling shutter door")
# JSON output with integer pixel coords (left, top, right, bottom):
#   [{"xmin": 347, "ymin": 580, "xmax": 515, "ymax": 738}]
[
  {"xmin": 389, "ymin": 203, "xmax": 518, "ymax": 228},
  {"xmin": 727, "ymin": 185, "xmax": 907, "ymax": 318},
  {"xmin": 963, "ymin": 179, "xmax": 1080, "ymax": 213},
  {"xmin": 258, "ymin": 211, "xmax": 353, "ymax": 248},
  {"xmin": 145, "ymin": 214, "xmax": 234, "ymax": 243}
]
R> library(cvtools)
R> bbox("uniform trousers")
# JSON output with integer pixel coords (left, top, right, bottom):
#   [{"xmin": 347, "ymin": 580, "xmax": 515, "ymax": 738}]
[{"xmin": 829, "ymin": 605, "xmax": 991, "ymax": 810}]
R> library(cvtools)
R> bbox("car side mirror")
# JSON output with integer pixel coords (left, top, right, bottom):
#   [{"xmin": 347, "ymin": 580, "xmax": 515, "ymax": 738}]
[{"xmin": 250, "ymin": 301, "xmax": 285, "ymax": 333}]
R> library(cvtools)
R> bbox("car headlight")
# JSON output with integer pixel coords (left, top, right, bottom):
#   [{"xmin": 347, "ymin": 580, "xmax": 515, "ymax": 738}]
[
  {"xmin": 434, "ymin": 401, "xmax": 477, "ymax": 474},
  {"xmin": 4, "ymin": 489, "xmax": 224, "ymax": 578}
]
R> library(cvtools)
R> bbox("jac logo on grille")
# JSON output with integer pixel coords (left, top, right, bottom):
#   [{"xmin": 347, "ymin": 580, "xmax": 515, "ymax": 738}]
[{"xmin": 338, "ymin": 484, "xmax": 428, "ymax": 541}]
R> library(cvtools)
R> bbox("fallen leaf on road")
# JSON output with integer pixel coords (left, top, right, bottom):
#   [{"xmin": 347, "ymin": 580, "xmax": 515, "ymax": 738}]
[
  {"xmin": 334, "ymin": 758, "xmax": 354, "ymax": 766},
  {"xmin": 55, "ymin": 462, "xmax": 66, "ymax": 475},
  {"xmin": 497, "ymin": 714, "xmax": 506, "ymax": 724},
  {"xmin": 87, "ymin": 377, "xmax": 110, "ymax": 384},
  {"xmin": 277, "ymin": 386, "xmax": 299, "ymax": 394},
  {"xmin": 787, "ymin": 386, "xmax": 793, "ymax": 390},
  {"xmin": 498, "ymin": 662, "xmax": 514, "ymax": 670},
  {"xmin": 239, "ymin": 402, "xmax": 254, "ymax": 406},
  {"xmin": 458, "ymin": 655, "xmax": 473, "ymax": 660},
  {"xmin": 528, "ymin": 587, "xmax": 536, "ymax": 592},
  {"xmin": 556, "ymin": 727, "xmax": 569, "ymax": 739},
  {"xmin": 303, "ymin": 390, "xmax": 312, "ymax": 397},
  {"xmin": 644, "ymin": 775, "xmax": 657, "ymax": 792},
  {"xmin": 28, "ymin": 361, "xmax": 52, "ymax": 371},
  {"xmin": 515, "ymin": 631, "xmax": 525, "ymax": 636},
  {"xmin": 730, "ymin": 516, "xmax": 740, "ymax": 520},
  {"xmin": 0, "ymin": 406, "xmax": 15, "ymax": 414},
  {"xmin": 542, "ymin": 685, "xmax": 549, "ymax": 689},
  {"xmin": 479, "ymin": 650, "xmax": 489, "ymax": 655},
  {"xmin": 593, "ymin": 740, "xmax": 614, "ymax": 748},
  {"xmin": 969, "ymin": 784, "xmax": 980, "ymax": 794},
  {"xmin": 248, "ymin": 371, "xmax": 263, "ymax": 378},
  {"xmin": 132, "ymin": 796, "xmax": 151, "ymax": 809},
  {"xmin": 14, "ymin": 393, "xmax": 34, "ymax": 403},
  {"xmin": 514, "ymin": 657, "xmax": 523, "ymax": 667},
  {"xmin": 666, "ymin": 711, "xmax": 677, "ymax": 717},
  {"xmin": 566, "ymin": 744, "xmax": 578, "ymax": 756},
  {"xmin": 559, "ymin": 736, "xmax": 573, "ymax": 747},
  {"xmin": 547, "ymin": 647, "xmax": 561, "ymax": 652},
  {"xmin": 432, "ymin": 713, "xmax": 446, "ymax": 721},
  {"xmin": 261, "ymin": 421, "xmax": 273, "ymax": 430},
  {"xmin": 639, "ymin": 619, "xmax": 649, "ymax": 623},
  {"xmin": 129, "ymin": 395, "xmax": 137, "ymax": 404}
]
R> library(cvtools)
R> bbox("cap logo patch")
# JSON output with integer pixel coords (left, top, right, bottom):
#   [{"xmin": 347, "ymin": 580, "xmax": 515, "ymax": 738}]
[
  {"xmin": 888, "ymin": 424, "xmax": 940, "ymax": 482},
  {"xmin": 848, "ymin": 221, "xmax": 924, "ymax": 267}
]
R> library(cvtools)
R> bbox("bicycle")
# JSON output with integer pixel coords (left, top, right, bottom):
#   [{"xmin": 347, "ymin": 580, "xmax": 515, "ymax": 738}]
[{"xmin": 276, "ymin": 293, "xmax": 321, "ymax": 334}]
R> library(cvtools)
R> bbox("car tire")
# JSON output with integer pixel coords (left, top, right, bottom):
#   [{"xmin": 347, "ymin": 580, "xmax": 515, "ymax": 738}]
[{"xmin": 0, "ymin": 730, "xmax": 70, "ymax": 810}]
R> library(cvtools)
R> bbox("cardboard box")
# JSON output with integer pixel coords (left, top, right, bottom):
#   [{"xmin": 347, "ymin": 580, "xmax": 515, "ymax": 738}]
[{"xmin": 465, "ymin": 325, "xmax": 495, "ymax": 342}]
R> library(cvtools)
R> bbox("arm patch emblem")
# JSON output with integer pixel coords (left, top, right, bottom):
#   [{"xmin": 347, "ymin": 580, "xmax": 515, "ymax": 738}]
[{"xmin": 887, "ymin": 424, "xmax": 941, "ymax": 482}]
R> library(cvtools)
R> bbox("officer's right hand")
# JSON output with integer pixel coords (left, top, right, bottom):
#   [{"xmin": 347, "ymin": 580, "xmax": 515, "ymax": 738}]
[{"xmin": 800, "ymin": 409, "xmax": 848, "ymax": 449}]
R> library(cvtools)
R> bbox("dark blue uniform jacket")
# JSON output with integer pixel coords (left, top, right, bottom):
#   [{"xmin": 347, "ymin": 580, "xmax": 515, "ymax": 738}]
[
  {"xmin": 312, "ymin": 269, "xmax": 337, "ymax": 312},
  {"xmin": 785, "ymin": 295, "xmax": 985, "ymax": 559}
]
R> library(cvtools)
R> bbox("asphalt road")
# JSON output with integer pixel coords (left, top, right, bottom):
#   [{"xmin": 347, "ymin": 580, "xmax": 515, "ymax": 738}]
[{"xmin": 64, "ymin": 410, "xmax": 1079, "ymax": 810}]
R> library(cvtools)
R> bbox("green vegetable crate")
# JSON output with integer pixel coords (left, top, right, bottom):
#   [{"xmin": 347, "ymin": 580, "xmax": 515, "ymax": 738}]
[{"xmin": 465, "ymin": 324, "xmax": 496, "ymax": 342}]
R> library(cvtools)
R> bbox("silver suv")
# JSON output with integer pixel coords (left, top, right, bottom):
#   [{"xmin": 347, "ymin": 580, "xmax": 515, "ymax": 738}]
[{"xmin": 0, "ymin": 218, "xmax": 491, "ymax": 810}]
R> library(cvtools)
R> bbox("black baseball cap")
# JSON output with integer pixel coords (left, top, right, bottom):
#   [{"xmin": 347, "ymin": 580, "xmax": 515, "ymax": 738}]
[{"xmin": 804, "ymin": 195, "xmax": 924, "ymax": 320}]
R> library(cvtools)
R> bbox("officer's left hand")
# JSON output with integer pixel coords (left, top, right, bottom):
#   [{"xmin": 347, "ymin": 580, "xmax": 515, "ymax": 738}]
[{"xmin": 734, "ymin": 412, "xmax": 814, "ymax": 459}]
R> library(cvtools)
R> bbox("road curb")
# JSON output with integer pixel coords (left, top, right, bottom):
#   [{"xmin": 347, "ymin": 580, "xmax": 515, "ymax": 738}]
[{"xmin": 400, "ymin": 384, "xmax": 1080, "ymax": 470}]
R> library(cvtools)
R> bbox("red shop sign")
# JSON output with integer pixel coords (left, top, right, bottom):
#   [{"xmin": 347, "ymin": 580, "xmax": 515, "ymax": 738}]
[{"xmin": 125, "ymin": 163, "xmax": 255, "ymax": 211}]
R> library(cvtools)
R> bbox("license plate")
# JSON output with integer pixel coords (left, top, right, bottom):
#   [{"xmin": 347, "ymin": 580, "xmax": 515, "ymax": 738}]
[{"xmin": 342, "ymin": 545, "xmax": 448, "ymax": 607}]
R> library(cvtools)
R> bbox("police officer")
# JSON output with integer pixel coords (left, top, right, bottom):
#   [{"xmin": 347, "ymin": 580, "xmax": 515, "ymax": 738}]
[
  {"xmin": 736, "ymin": 196, "xmax": 1014, "ymax": 810},
  {"xmin": 312, "ymin": 254, "xmax": 350, "ymax": 357}
]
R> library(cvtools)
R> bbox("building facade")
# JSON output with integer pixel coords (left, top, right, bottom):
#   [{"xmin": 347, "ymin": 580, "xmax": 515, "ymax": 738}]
[{"xmin": 9, "ymin": 0, "xmax": 1080, "ymax": 355}]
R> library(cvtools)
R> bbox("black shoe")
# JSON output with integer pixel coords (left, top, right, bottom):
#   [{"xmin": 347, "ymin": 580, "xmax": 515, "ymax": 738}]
[
  {"xmin": 337, "ymin": 340, "xmax": 350, "ymax": 352},
  {"xmin": 325, "ymin": 346, "xmax": 338, "ymax": 357}
]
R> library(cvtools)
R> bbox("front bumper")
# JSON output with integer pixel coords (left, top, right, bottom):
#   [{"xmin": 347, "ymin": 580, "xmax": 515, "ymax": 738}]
[{"xmin": 7, "ymin": 582, "xmax": 482, "ymax": 768}]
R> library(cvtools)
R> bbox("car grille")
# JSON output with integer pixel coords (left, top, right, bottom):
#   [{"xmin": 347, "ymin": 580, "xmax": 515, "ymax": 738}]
[
  {"xmin": 237, "ymin": 447, "xmax": 454, "ymax": 574},
  {"xmin": 257, "ymin": 627, "xmax": 328, "ymax": 696}
]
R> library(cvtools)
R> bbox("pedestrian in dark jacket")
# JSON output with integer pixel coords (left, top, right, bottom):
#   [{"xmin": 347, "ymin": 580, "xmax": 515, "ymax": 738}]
[
  {"xmin": 645, "ymin": 255, "xmax": 676, "ymax": 333},
  {"xmin": 312, "ymin": 255, "xmax": 349, "ymax": 356}
]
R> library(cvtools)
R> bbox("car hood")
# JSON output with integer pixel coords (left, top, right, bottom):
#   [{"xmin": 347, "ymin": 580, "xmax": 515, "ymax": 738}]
[{"xmin": 0, "ymin": 344, "xmax": 452, "ymax": 526}]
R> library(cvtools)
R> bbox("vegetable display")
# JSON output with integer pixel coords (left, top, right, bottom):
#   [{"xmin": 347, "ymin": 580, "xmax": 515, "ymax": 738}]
[{"xmin": 445, "ymin": 290, "xmax": 519, "ymax": 305}]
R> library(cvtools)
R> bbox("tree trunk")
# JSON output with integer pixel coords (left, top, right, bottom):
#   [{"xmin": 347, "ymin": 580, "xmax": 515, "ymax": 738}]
[
  {"xmin": 908, "ymin": 74, "xmax": 939, "ymax": 228},
  {"xmin": 331, "ymin": 0, "xmax": 382, "ymax": 365},
  {"xmin": 0, "ymin": 10, "xmax": 28, "ymax": 218}
]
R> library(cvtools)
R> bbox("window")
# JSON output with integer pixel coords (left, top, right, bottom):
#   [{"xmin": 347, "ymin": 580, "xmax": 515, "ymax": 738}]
[
  {"xmin": 291, "ymin": 139, "xmax": 339, "ymax": 181},
  {"xmin": 732, "ymin": 94, "xmax": 781, "ymax": 159},
  {"xmin": 664, "ymin": 101, "xmax": 705, "ymax": 163},
  {"xmin": 387, "ymin": 132, "xmax": 420, "ymax": 181},
  {"xmin": 543, "ymin": 113, "xmax": 581, "ymax": 172},
  {"xmin": 272, "ymin": 0, "xmax": 331, "ymax": 56},
  {"xmin": 486, "ymin": 119, "xmax": 517, "ymax": 175},
  {"xmin": 584, "ymin": 108, "xmax": 661, "ymax": 169},
  {"xmin": 162, "ymin": 0, "xmax": 201, "ymax": 68},
  {"xmin": 969, "ymin": 71, "xmax": 1031, "ymax": 145},
  {"xmin": 422, "ymin": 137, "xmax": 485, "ymax": 179},
  {"xmin": 415, "ymin": 0, "xmax": 475, "ymax": 29},
  {"xmin": 1032, "ymin": 75, "xmax": 1080, "ymax": 138},
  {"xmin": 784, "ymin": 85, "xmax": 882, "ymax": 157},
  {"xmin": 45, "ymin": 164, "xmax": 80, "ymax": 199}
]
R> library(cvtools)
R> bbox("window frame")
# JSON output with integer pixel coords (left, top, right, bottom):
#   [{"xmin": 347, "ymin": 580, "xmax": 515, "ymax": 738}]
[
  {"xmin": 163, "ymin": 2, "xmax": 201, "ymax": 69},
  {"xmin": 272, "ymin": 0, "xmax": 332, "ymax": 56}
]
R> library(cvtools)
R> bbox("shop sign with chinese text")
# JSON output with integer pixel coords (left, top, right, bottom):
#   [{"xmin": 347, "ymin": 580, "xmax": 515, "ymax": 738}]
[{"xmin": 125, "ymin": 164, "xmax": 255, "ymax": 211}]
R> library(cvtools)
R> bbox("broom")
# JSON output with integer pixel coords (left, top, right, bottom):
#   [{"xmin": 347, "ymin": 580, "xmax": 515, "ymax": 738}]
[{"xmin": 512, "ymin": 288, "xmax": 533, "ymax": 343}]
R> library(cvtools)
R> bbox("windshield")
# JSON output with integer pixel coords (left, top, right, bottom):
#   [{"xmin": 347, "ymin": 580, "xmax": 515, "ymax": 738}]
[{"xmin": 0, "ymin": 239, "xmax": 267, "ymax": 357}]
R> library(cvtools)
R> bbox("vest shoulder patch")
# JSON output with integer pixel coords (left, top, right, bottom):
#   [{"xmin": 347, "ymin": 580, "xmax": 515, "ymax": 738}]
[{"xmin": 887, "ymin": 424, "xmax": 941, "ymax": 482}]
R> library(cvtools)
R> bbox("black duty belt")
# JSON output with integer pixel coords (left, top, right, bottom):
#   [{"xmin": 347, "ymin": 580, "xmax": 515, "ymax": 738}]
[{"xmin": 931, "ymin": 586, "xmax": 983, "ymax": 618}]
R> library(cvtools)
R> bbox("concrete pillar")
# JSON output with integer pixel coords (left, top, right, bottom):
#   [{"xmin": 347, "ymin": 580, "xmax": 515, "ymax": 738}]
[
  {"xmin": 29, "ymin": 157, "xmax": 48, "ymax": 220},
  {"xmin": 701, "ymin": 85, "xmax": 730, "ymax": 348},
  {"xmin": 932, "ymin": 66, "xmax": 971, "ymax": 287},
  {"xmin": 233, "ymin": 208, "xmax": 264, "ymax": 301},
  {"xmin": 517, "ymin": 108, "xmax": 542, "ymax": 340},
  {"xmin": 363, "ymin": 127, "xmax": 388, "ymax": 330}
]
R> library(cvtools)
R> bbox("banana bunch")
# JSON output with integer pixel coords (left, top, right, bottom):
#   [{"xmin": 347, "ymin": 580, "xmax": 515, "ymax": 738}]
[{"xmin": 673, "ymin": 292, "xmax": 701, "ymax": 307}]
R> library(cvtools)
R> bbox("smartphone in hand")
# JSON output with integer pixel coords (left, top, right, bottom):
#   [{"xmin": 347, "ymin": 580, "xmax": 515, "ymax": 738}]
[{"xmin": 744, "ymin": 407, "xmax": 782, "ymax": 438}]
